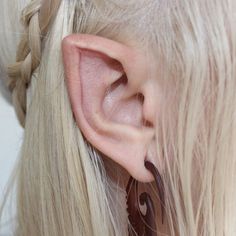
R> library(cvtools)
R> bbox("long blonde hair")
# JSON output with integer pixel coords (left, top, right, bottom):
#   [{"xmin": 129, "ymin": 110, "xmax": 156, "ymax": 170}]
[{"xmin": 1, "ymin": 0, "xmax": 236, "ymax": 235}]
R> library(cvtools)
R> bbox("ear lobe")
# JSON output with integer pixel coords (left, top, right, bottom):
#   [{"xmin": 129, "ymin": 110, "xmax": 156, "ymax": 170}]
[{"xmin": 62, "ymin": 34, "xmax": 156, "ymax": 182}]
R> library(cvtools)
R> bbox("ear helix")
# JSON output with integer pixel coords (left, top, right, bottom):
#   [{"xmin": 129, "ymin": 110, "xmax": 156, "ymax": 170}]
[{"xmin": 126, "ymin": 160, "xmax": 165, "ymax": 236}]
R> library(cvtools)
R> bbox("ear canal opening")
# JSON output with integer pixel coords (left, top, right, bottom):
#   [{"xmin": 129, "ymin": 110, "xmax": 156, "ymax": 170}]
[
  {"xmin": 143, "ymin": 119, "xmax": 153, "ymax": 127},
  {"xmin": 136, "ymin": 92, "xmax": 144, "ymax": 104}
]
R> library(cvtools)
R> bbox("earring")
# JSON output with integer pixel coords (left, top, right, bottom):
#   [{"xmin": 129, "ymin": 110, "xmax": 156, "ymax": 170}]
[{"xmin": 126, "ymin": 161, "xmax": 165, "ymax": 236}]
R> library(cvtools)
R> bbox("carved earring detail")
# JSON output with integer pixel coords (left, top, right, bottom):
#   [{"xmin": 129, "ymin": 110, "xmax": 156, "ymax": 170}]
[{"xmin": 126, "ymin": 161, "xmax": 165, "ymax": 236}]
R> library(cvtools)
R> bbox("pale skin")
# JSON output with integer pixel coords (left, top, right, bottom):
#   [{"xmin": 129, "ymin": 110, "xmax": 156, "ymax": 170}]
[{"xmin": 62, "ymin": 34, "xmax": 169, "ymax": 235}]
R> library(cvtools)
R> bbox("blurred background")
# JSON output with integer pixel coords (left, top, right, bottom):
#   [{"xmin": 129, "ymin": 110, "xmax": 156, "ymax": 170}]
[{"xmin": 0, "ymin": 93, "xmax": 23, "ymax": 235}]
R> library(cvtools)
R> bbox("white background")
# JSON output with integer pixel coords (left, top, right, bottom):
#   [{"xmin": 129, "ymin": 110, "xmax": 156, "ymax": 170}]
[{"xmin": 0, "ymin": 94, "xmax": 23, "ymax": 235}]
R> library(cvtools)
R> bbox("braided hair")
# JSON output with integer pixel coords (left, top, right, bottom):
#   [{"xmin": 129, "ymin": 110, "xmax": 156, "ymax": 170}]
[{"xmin": 7, "ymin": 0, "xmax": 61, "ymax": 127}]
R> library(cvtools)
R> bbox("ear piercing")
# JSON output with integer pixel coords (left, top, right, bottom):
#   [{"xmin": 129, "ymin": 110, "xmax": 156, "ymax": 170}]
[
  {"xmin": 126, "ymin": 161, "xmax": 165, "ymax": 236},
  {"xmin": 144, "ymin": 161, "xmax": 165, "ymax": 224}
]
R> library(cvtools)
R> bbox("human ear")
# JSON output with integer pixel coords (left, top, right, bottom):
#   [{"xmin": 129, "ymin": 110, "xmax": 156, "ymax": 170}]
[{"xmin": 62, "ymin": 34, "xmax": 158, "ymax": 182}]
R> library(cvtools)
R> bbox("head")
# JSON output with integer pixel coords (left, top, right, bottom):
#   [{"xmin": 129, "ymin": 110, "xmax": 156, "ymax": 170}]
[{"xmin": 1, "ymin": 0, "xmax": 236, "ymax": 235}]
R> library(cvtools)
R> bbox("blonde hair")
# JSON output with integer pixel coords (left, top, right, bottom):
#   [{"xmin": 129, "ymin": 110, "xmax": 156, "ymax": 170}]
[{"xmin": 1, "ymin": 0, "xmax": 236, "ymax": 235}]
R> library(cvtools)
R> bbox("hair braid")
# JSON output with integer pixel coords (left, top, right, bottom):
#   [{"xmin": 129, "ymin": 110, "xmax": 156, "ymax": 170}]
[{"xmin": 7, "ymin": 0, "xmax": 61, "ymax": 128}]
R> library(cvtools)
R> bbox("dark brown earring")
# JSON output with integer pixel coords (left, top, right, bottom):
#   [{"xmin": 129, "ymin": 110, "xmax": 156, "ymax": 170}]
[{"xmin": 126, "ymin": 161, "xmax": 165, "ymax": 236}]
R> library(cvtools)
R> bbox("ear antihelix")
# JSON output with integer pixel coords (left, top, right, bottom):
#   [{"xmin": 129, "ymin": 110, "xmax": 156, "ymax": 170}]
[{"xmin": 108, "ymin": 73, "xmax": 128, "ymax": 93}]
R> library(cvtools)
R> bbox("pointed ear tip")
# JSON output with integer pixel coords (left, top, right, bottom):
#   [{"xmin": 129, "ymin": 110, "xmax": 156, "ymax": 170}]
[
  {"xmin": 62, "ymin": 35, "xmax": 75, "ymax": 49},
  {"xmin": 62, "ymin": 34, "xmax": 93, "ymax": 52}
]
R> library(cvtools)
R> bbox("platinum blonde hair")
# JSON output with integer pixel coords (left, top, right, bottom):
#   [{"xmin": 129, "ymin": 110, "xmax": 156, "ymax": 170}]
[{"xmin": 1, "ymin": 0, "xmax": 236, "ymax": 235}]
